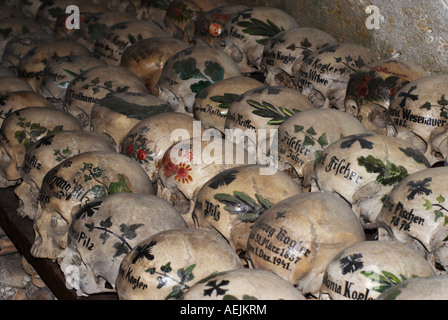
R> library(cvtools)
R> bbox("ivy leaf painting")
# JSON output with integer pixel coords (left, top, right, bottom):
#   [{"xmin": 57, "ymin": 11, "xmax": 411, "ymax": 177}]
[
  {"xmin": 190, "ymin": 80, "xmax": 212, "ymax": 97},
  {"xmin": 120, "ymin": 223, "xmax": 144, "ymax": 240},
  {"xmin": 173, "ymin": 58, "xmax": 205, "ymax": 80},
  {"xmin": 399, "ymin": 147, "xmax": 430, "ymax": 168},
  {"xmin": 204, "ymin": 61, "xmax": 224, "ymax": 82},
  {"xmin": 109, "ymin": 174, "xmax": 133, "ymax": 194},
  {"xmin": 357, "ymin": 155, "xmax": 408, "ymax": 186}
]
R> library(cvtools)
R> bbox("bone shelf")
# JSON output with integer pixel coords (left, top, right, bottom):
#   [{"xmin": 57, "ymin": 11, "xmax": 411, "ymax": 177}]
[{"xmin": 0, "ymin": 186, "xmax": 118, "ymax": 300}]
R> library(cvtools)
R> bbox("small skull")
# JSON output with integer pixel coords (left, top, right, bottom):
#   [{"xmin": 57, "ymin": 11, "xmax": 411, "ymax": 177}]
[
  {"xmin": 115, "ymin": 228, "xmax": 243, "ymax": 300},
  {"xmin": 320, "ymin": 240, "xmax": 436, "ymax": 300},
  {"xmin": 294, "ymin": 43, "xmax": 378, "ymax": 110},
  {"xmin": 247, "ymin": 192, "xmax": 365, "ymax": 297},
  {"xmin": 157, "ymin": 45, "xmax": 241, "ymax": 115},
  {"xmin": 344, "ymin": 59, "xmax": 428, "ymax": 135},
  {"xmin": 15, "ymin": 130, "xmax": 116, "ymax": 220},
  {"xmin": 386, "ymin": 74, "xmax": 448, "ymax": 166},
  {"xmin": 310, "ymin": 133, "xmax": 431, "ymax": 229},
  {"xmin": 31, "ymin": 151, "xmax": 155, "ymax": 260},
  {"xmin": 58, "ymin": 192, "xmax": 188, "ymax": 296},
  {"xmin": 193, "ymin": 164, "xmax": 302, "ymax": 253},
  {"xmin": 262, "ymin": 27, "xmax": 337, "ymax": 88},
  {"xmin": 376, "ymin": 167, "xmax": 448, "ymax": 273},
  {"xmin": 220, "ymin": 7, "xmax": 298, "ymax": 75}
]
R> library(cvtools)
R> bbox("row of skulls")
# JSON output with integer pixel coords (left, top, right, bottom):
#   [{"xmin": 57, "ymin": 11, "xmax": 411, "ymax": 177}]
[{"xmin": 0, "ymin": 0, "xmax": 447, "ymax": 301}]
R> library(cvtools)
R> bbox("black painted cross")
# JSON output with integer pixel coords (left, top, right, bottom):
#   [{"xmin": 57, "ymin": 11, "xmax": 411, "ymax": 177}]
[{"xmin": 398, "ymin": 85, "xmax": 419, "ymax": 108}]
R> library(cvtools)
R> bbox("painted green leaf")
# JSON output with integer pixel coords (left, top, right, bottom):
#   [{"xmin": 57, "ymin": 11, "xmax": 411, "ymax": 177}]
[
  {"xmin": 437, "ymin": 195, "xmax": 446, "ymax": 203},
  {"xmin": 303, "ymin": 135, "xmax": 314, "ymax": 147},
  {"xmin": 190, "ymin": 80, "xmax": 212, "ymax": 97},
  {"xmin": 204, "ymin": 61, "xmax": 224, "ymax": 82},
  {"xmin": 91, "ymin": 185, "xmax": 107, "ymax": 199},
  {"xmin": 318, "ymin": 133, "xmax": 328, "ymax": 147},
  {"xmin": 109, "ymin": 174, "xmax": 132, "ymax": 194},
  {"xmin": 306, "ymin": 127, "xmax": 317, "ymax": 135},
  {"xmin": 294, "ymin": 125, "xmax": 304, "ymax": 133},
  {"xmin": 173, "ymin": 58, "xmax": 205, "ymax": 80},
  {"xmin": 210, "ymin": 93, "xmax": 240, "ymax": 109},
  {"xmin": 357, "ymin": 155, "xmax": 408, "ymax": 186},
  {"xmin": 423, "ymin": 199, "xmax": 432, "ymax": 210}
]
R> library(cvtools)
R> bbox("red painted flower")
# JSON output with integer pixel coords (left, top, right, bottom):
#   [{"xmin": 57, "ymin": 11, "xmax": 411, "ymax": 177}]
[
  {"xmin": 137, "ymin": 149, "xmax": 147, "ymax": 160},
  {"xmin": 126, "ymin": 144, "xmax": 134, "ymax": 155},
  {"xmin": 174, "ymin": 163, "xmax": 192, "ymax": 183},
  {"xmin": 356, "ymin": 75, "xmax": 371, "ymax": 98}
]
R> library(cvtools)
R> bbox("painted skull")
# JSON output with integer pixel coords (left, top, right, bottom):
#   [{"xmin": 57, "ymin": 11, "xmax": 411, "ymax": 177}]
[
  {"xmin": 277, "ymin": 108, "xmax": 367, "ymax": 189},
  {"xmin": 15, "ymin": 130, "xmax": 116, "ymax": 220},
  {"xmin": 192, "ymin": 76, "xmax": 265, "ymax": 133},
  {"xmin": 0, "ymin": 107, "xmax": 82, "ymax": 184},
  {"xmin": 0, "ymin": 75, "xmax": 33, "ymax": 93},
  {"xmin": 120, "ymin": 36, "xmax": 188, "ymax": 96},
  {"xmin": 157, "ymin": 45, "xmax": 241, "ymax": 115},
  {"xmin": 39, "ymin": 55, "xmax": 106, "ymax": 109},
  {"xmin": 386, "ymin": 75, "xmax": 448, "ymax": 166},
  {"xmin": 115, "ymin": 228, "xmax": 243, "ymax": 300},
  {"xmin": 193, "ymin": 164, "xmax": 302, "ymax": 253},
  {"xmin": 64, "ymin": 64, "xmax": 148, "ymax": 129},
  {"xmin": 93, "ymin": 20, "xmax": 167, "ymax": 66},
  {"xmin": 376, "ymin": 167, "xmax": 448, "ymax": 273},
  {"xmin": 344, "ymin": 59, "xmax": 428, "ymax": 135},
  {"xmin": 58, "ymin": 192, "xmax": 188, "ymax": 296},
  {"xmin": 219, "ymin": 7, "xmax": 298, "ymax": 75},
  {"xmin": 31, "ymin": 151, "xmax": 155, "ymax": 260},
  {"xmin": 321, "ymin": 240, "xmax": 435, "ymax": 300},
  {"xmin": 246, "ymin": 192, "xmax": 365, "ymax": 297},
  {"xmin": 262, "ymin": 27, "xmax": 337, "ymax": 88},
  {"xmin": 294, "ymin": 43, "xmax": 378, "ymax": 110},
  {"xmin": 182, "ymin": 268, "xmax": 306, "ymax": 300},
  {"xmin": 377, "ymin": 275, "xmax": 448, "ymax": 300},
  {"xmin": 310, "ymin": 133, "xmax": 431, "ymax": 229},
  {"xmin": 120, "ymin": 112, "xmax": 204, "ymax": 183}
]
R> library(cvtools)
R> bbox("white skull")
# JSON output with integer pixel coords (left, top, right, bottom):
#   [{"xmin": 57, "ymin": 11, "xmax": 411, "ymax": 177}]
[
  {"xmin": 376, "ymin": 167, "xmax": 448, "ymax": 273},
  {"xmin": 220, "ymin": 7, "xmax": 298, "ymax": 75},
  {"xmin": 193, "ymin": 76, "xmax": 265, "ymax": 133},
  {"xmin": 157, "ymin": 45, "xmax": 241, "ymax": 115},
  {"xmin": 64, "ymin": 64, "xmax": 148, "ymax": 129},
  {"xmin": 58, "ymin": 192, "xmax": 188, "ymax": 296},
  {"xmin": 115, "ymin": 228, "xmax": 243, "ymax": 300},
  {"xmin": 193, "ymin": 164, "xmax": 302, "ymax": 253},
  {"xmin": 39, "ymin": 55, "xmax": 106, "ymax": 109},
  {"xmin": 120, "ymin": 112, "xmax": 204, "ymax": 182},
  {"xmin": 15, "ymin": 130, "xmax": 116, "ymax": 220},
  {"xmin": 31, "ymin": 151, "xmax": 155, "ymax": 260},
  {"xmin": 120, "ymin": 37, "xmax": 188, "ymax": 96},
  {"xmin": 93, "ymin": 20, "xmax": 167, "ymax": 66},
  {"xmin": 386, "ymin": 75, "xmax": 448, "ymax": 166},
  {"xmin": 0, "ymin": 76, "xmax": 33, "ymax": 93},
  {"xmin": 377, "ymin": 275, "xmax": 448, "ymax": 300},
  {"xmin": 344, "ymin": 59, "xmax": 428, "ymax": 135},
  {"xmin": 182, "ymin": 268, "xmax": 306, "ymax": 300},
  {"xmin": 262, "ymin": 27, "xmax": 337, "ymax": 88},
  {"xmin": 0, "ymin": 107, "xmax": 82, "ymax": 184},
  {"xmin": 294, "ymin": 43, "xmax": 378, "ymax": 110},
  {"xmin": 246, "ymin": 192, "xmax": 365, "ymax": 297},
  {"xmin": 278, "ymin": 108, "xmax": 367, "ymax": 189},
  {"xmin": 310, "ymin": 133, "xmax": 431, "ymax": 229}
]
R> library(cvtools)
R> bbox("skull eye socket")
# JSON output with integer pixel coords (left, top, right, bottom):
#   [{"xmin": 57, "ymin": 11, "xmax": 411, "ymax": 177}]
[{"xmin": 307, "ymin": 88, "xmax": 326, "ymax": 108}]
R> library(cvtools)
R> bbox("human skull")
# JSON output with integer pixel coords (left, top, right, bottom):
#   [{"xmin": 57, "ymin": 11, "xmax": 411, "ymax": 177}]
[
  {"xmin": 15, "ymin": 130, "xmax": 116, "ymax": 220},
  {"xmin": 262, "ymin": 27, "xmax": 337, "ymax": 88},
  {"xmin": 377, "ymin": 274, "xmax": 448, "ymax": 300},
  {"xmin": 224, "ymin": 85, "xmax": 314, "ymax": 158},
  {"xmin": 93, "ymin": 20, "xmax": 167, "ymax": 66},
  {"xmin": 157, "ymin": 45, "xmax": 241, "ymax": 115},
  {"xmin": 2, "ymin": 32, "xmax": 55, "ymax": 72},
  {"xmin": 31, "ymin": 150, "xmax": 155, "ymax": 260},
  {"xmin": 39, "ymin": 55, "xmax": 106, "ymax": 109},
  {"xmin": 376, "ymin": 167, "xmax": 448, "ymax": 273},
  {"xmin": 121, "ymin": 111, "xmax": 204, "ymax": 182},
  {"xmin": 17, "ymin": 40, "xmax": 91, "ymax": 92},
  {"xmin": 386, "ymin": 75, "xmax": 448, "ymax": 166},
  {"xmin": 220, "ymin": 7, "xmax": 298, "ymax": 75},
  {"xmin": 294, "ymin": 43, "xmax": 378, "ymax": 110},
  {"xmin": 58, "ymin": 192, "xmax": 188, "ymax": 296},
  {"xmin": 344, "ymin": 59, "xmax": 428, "ymax": 135},
  {"xmin": 0, "ymin": 76, "xmax": 33, "ymax": 93},
  {"xmin": 64, "ymin": 64, "xmax": 148, "ymax": 129},
  {"xmin": 310, "ymin": 133, "xmax": 431, "ymax": 229},
  {"xmin": 163, "ymin": 0, "xmax": 228, "ymax": 44},
  {"xmin": 278, "ymin": 108, "xmax": 367, "ymax": 189},
  {"xmin": 192, "ymin": 76, "xmax": 264, "ymax": 133},
  {"xmin": 120, "ymin": 37, "xmax": 188, "ymax": 96},
  {"xmin": 91, "ymin": 92, "xmax": 175, "ymax": 150},
  {"xmin": 156, "ymin": 135, "xmax": 256, "ymax": 226},
  {"xmin": 18, "ymin": 0, "xmax": 46, "ymax": 19},
  {"xmin": 320, "ymin": 240, "xmax": 436, "ymax": 300},
  {"xmin": 115, "ymin": 228, "xmax": 243, "ymax": 300},
  {"xmin": 0, "ymin": 107, "xmax": 82, "ymax": 184},
  {"xmin": 193, "ymin": 164, "xmax": 302, "ymax": 253},
  {"xmin": 246, "ymin": 192, "xmax": 365, "ymax": 297},
  {"xmin": 192, "ymin": 4, "xmax": 247, "ymax": 48},
  {"xmin": 182, "ymin": 268, "xmax": 306, "ymax": 300}
]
